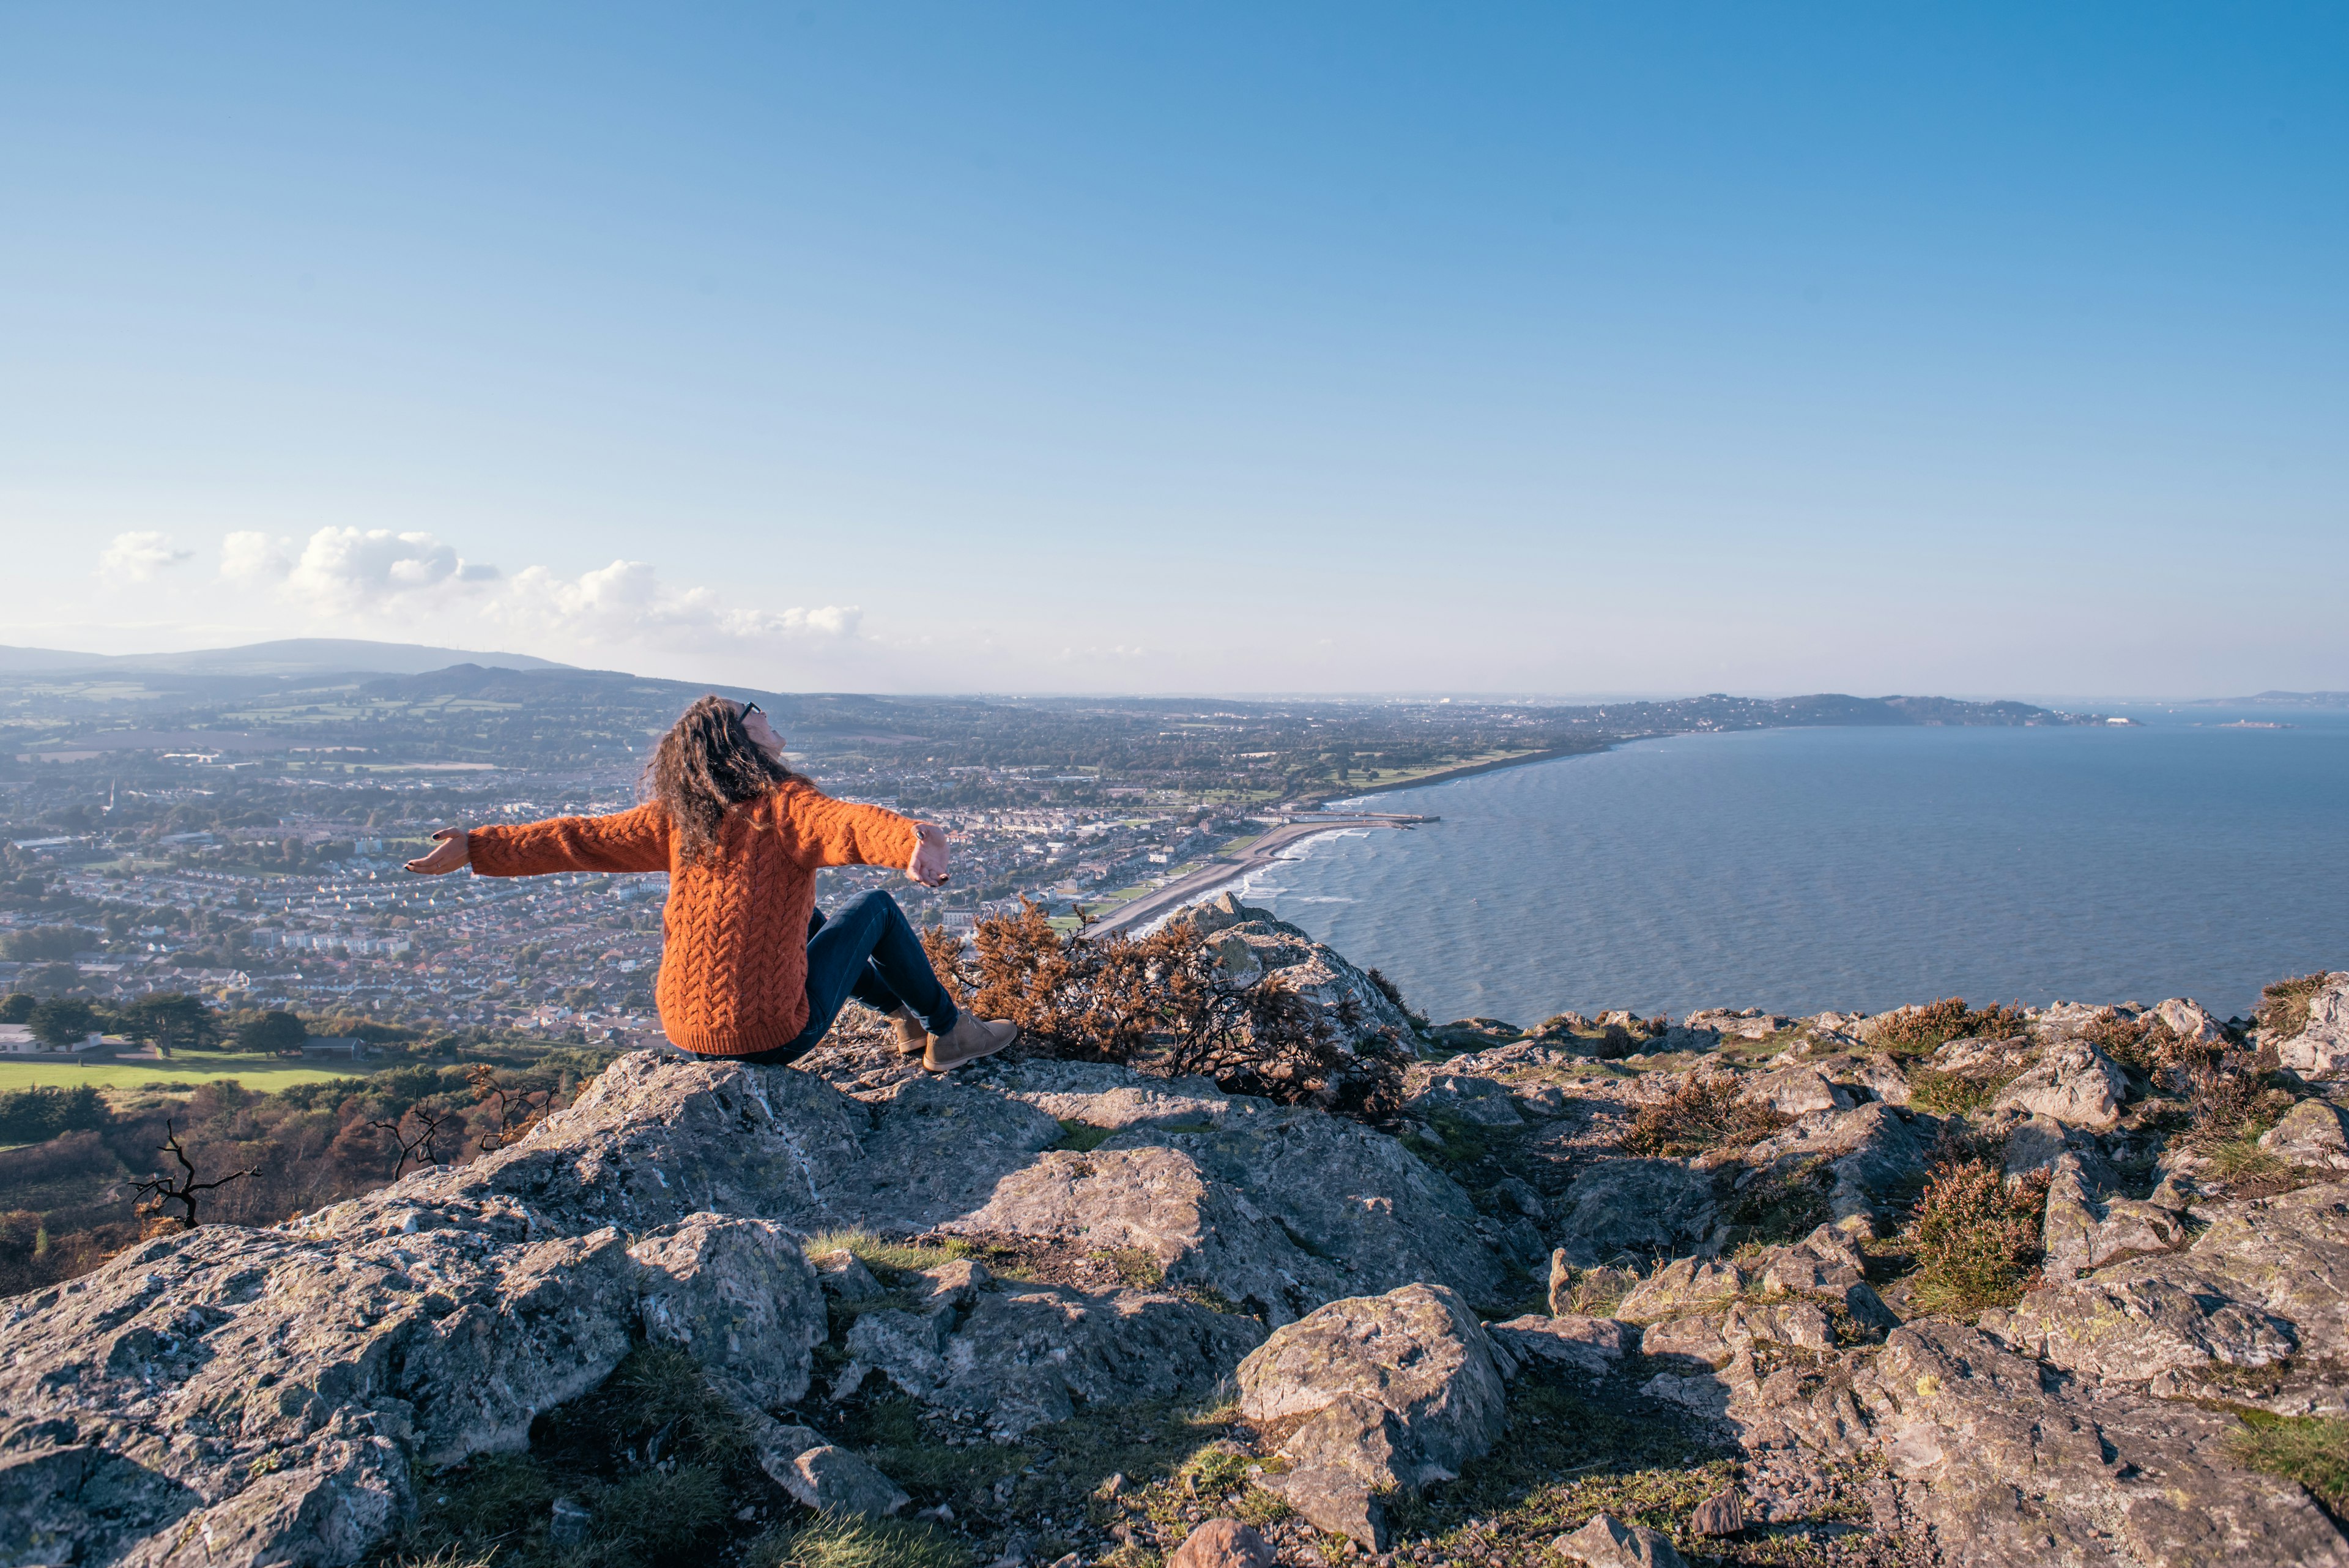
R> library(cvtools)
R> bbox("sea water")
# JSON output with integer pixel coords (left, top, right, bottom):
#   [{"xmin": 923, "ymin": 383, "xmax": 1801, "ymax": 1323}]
[{"xmin": 1237, "ymin": 708, "xmax": 2349, "ymax": 1025}]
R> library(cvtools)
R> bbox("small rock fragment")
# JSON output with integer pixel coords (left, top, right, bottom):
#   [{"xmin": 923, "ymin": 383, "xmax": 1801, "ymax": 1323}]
[
  {"xmin": 549, "ymin": 1496, "xmax": 592, "ymax": 1546},
  {"xmin": 1688, "ymin": 1487, "xmax": 1745, "ymax": 1536},
  {"xmin": 1167, "ymin": 1517, "xmax": 1278, "ymax": 1568},
  {"xmin": 1555, "ymin": 1510, "xmax": 1689, "ymax": 1567},
  {"xmin": 811, "ymin": 1247, "xmax": 885, "ymax": 1300}
]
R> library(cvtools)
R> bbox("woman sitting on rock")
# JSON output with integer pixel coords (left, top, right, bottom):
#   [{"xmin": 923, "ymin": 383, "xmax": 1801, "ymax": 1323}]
[{"xmin": 404, "ymin": 694, "xmax": 1018, "ymax": 1071}]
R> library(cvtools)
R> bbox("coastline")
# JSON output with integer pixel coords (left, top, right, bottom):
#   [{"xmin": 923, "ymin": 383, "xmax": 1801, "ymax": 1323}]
[
  {"xmin": 1091, "ymin": 815, "xmax": 1427, "ymax": 935},
  {"xmin": 1309, "ymin": 741, "xmax": 1612, "ymax": 804}
]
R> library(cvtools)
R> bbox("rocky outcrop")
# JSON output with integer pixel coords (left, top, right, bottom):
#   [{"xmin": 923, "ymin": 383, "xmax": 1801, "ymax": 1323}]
[
  {"xmin": 1551, "ymin": 1158, "xmax": 1719, "ymax": 1266},
  {"xmin": 0, "ymin": 1048, "xmax": 1511, "ymax": 1566},
  {"xmin": 1184, "ymin": 893, "xmax": 1419, "ymax": 1047},
  {"xmin": 2277, "ymin": 973, "xmax": 2349, "ymax": 1077},
  {"xmin": 1234, "ymin": 1284, "xmax": 1507, "ymax": 1548},
  {"xmin": 1989, "ymin": 1039, "xmax": 2130, "ymax": 1129}
]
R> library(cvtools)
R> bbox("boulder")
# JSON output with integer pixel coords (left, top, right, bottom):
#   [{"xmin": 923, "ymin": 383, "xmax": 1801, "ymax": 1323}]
[
  {"xmin": 841, "ymin": 1266, "xmax": 1262, "ymax": 1440},
  {"xmin": 1236, "ymin": 1284, "xmax": 1507, "ymax": 1547},
  {"xmin": 1849, "ymin": 1321, "xmax": 2348, "ymax": 1567},
  {"xmin": 1176, "ymin": 896, "xmax": 1420, "ymax": 1047},
  {"xmin": 2038, "ymin": 1152, "xmax": 2187, "ymax": 1283},
  {"xmin": 1552, "ymin": 1159, "xmax": 1720, "ymax": 1268},
  {"xmin": 1740, "ymin": 1066, "xmax": 1853, "ymax": 1117},
  {"xmin": 1406, "ymin": 1071, "xmax": 1526, "ymax": 1127},
  {"xmin": 1167, "ymin": 1518, "xmax": 1277, "ymax": 1568},
  {"xmin": 2275, "ymin": 973, "xmax": 2349, "ymax": 1078},
  {"xmin": 2260, "ymin": 1096, "xmax": 2349, "ymax": 1170},
  {"xmin": 1485, "ymin": 1313, "xmax": 1630, "ymax": 1378},
  {"xmin": 2152, "ymin": 996, "xmax": 2228, "ymax": 1046},
  {"xmin": 2007, "ymin": 1183, "xmax": 2349, "ymax": 1384},
  {"xmin": 952, "ymin": 1061, "xmax": 1512, "ymax": 1322},
  {"xmin": 748, "ymin": 1421, "xmax": 909, "ymax": 1518},
  {"xmin": 1989, "ymin": 1041, "xmax": 2129, "ymax": 1129},
  {"xmin": 1554, "ymin": 1511, "xmax": 1690, "ymax": 1568}
]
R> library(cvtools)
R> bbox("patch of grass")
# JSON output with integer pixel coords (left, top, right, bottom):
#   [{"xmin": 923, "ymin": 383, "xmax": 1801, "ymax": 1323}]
[
  {"xmin": 1725, "ymin": 1159, "xmax": 1835, "ymax": 1247},
  {"xmin": 1904, "ymin": 1157, "xmax": 2048, "ymax": 1316},
  {"xmin": 1907, "ymin": 1065, "xmax": 2021, "ymax": 1115},
  {"xmin": 0, "ymin": 1054, "xmax": 370, "ymax": 1093},
  {"xmin": 1094, "ymin": 1247, "xmax": 1165, "ymax": 1288},
  {"xmin": 1620, "ymin": 1076, "xmax": 1791, "ymax": 1158},
  {"xmin": 1381, "ymin": 1375, "xmax": 1738, "ymax": 1561},
  {"xmin": 380, "ymin": 1345, "xmax": 773, "ymax": 1568},
  {"xmin": 2230, "ymin": 1413, "xmax": 2349, "ymax": 1515},
  {"xmin": 746, "ymin": 1514, "xmax": 970, "ymax": 1568},
  {"xmin": 1872, "ymin": 998, "xmax": 2028, "ymax": 1058},
  {"xmin": 1054, "ymin": 1120, "xmax": 1115, "ymax": 1153},
  {"xmin": 803, "ymin": 1230, "xmax": 979, "ymax": 1279},
  {"xmin": 2259, "ymin": 973, "xmax": 2337, "ymax": 1042}
]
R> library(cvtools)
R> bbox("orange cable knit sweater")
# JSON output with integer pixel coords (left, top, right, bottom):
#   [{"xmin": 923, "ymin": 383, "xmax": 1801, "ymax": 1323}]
[{"xmin": 466, "ymin": 780, "xmax": 919, "ymax": 1057}]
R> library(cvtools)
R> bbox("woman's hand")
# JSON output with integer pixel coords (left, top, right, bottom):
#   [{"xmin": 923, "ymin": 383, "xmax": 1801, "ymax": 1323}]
[
  {"xmin": 405, "ymin": 828, "xmax": 472, "ymax": 875},
  {"xmin": 908, "ymin": 822, "xmax": 951, "ymax": 887}
]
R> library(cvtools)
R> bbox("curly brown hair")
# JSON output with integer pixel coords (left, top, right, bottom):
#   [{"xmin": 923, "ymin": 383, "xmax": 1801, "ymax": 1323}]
[{"xmin": 644, "ymin": 695, "xmax": 794, "ymax": 863}]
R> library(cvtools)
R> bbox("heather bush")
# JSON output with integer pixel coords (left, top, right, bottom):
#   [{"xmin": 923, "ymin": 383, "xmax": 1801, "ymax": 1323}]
[
  {"xmin": 1906, "ymin": 1153, "xmax": 2048, "ymax": 1315},
  {"xmin": 2080, "ymin": 1007, "xmax": 2204, "ymax": 1080},
  {"xmin": 1872, "ymin": 997, "xmax": 2029, "ymax": 1057},
  {"xmin": 1620, "ymin": 1075, "xmax": 1791, "ymax": 1158},
  {"xmin": 923, "ymin": 901, "xmax": 1405, "ymax": 1121}
]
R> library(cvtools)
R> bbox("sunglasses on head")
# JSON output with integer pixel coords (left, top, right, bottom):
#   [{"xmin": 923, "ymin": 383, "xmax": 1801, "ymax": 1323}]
[{"xmin": 740, "ymin": 702, "xmax": 762, "ymax": 719}]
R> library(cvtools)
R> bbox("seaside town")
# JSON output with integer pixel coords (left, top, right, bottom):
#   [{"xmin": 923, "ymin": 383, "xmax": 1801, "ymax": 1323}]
[{"xmin": 0, "ymin": 655, "xmax": 2103, "ymax": 1052}]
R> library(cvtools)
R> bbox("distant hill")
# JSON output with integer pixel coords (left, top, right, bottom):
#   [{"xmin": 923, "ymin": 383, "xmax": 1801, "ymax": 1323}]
[
  {"xmin": 2193, "ymin": 690, "xmax": 2349, "ymax": 710},
  {"xmin": 0, "ymin": 638, "xmax": 573, "ymax": 677}
]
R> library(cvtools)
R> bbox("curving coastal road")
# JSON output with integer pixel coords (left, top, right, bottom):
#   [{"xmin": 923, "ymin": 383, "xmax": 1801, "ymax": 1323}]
[{"xmin": 1093, "ymin": 813, "xmax": 1435, "ymax": 934}]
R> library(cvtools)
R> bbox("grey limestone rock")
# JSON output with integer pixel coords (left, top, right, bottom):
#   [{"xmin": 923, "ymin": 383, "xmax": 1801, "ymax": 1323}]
[
  {"xmin": 1236, "ymin": 1284, "xmax": 1507, "ymax": 1547},
  {"xmin": 1553, "ymin": 1159, "xmax": 1720, "ymax": 1268},
  {"xmin": 944, "ymin": 1067, "xmax": 1509, "ymax": 1322},
  {"xmin": 2038, "ymin": 1151, "xmax": 2188, "ymax": 1283},
  {"xmin": 2008, "ymin": 1183, "xmax": 2349, "ymax": 1385},
  {"xmin": 1178, "ymin": 894, "xmax": 1419, "ymax": 1048},
  {"xmin": 1850, "ymin": 1320, "xmax": 2349, "ymax": 1567},
  {"xmin": 1405, "ymin": 1070, "xmax": 1527, "ymax": 1126},
  {"xmin": 2276, "ymin": 973, "xmax": 2349, "ymax": 1079},
  {"xmin": 1989, "ymin": 1040, "xmax": 2130, "ymax": 1129},
  {"xmin": 1555, "ymin": 1510, "xmax": 1690, "ymax": 1567},
  {"xmin": 1485, "ymin": 1313, "xmax": 1630, "ymax": 1378},
  {"xmin": 1740, "ymin": 1065, "xmax": 1853, "ymax": 1117},
  {"xmin": 2262, "ymin": 1096, "xmax": 2349, "ymax": 1170}
]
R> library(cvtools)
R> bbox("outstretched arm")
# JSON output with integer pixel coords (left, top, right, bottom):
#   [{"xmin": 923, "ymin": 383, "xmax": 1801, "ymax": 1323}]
[
  {"xmin": 782, "ymin": 786, "xmax": 944, "ymax": 883},
  {"xmin": 414, "ymin": 803, "xmax": 671, "ymax": 878}
]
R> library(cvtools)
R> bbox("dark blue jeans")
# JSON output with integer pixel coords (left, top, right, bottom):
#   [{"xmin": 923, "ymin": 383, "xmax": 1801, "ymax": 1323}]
[{"xmin": 692, "ymin": 889, "xmax": 959, "ymax": 1066}]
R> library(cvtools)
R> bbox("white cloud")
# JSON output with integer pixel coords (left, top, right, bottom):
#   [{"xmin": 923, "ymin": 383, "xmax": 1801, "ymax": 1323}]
[
  {"xmin": 495, "ymin": 559, "xmax": 860, "ymax": 648},
  {"xmin": 206, "ymin": 528, "xmax": 862, "ymax": 667},
  {"xmin": 97, "ymin": 531, "xmax": 193, "ymax": 584}
]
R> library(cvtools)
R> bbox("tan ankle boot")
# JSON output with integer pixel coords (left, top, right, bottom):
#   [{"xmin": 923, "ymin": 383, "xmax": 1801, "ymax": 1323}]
[
  {"xmin": 888, "ymin": 1006, "xmax": 928, "ymax": 1056},
  {"xmin": 923, "ymin": 1012, "xmax": 1019, "ymax": 1072}
]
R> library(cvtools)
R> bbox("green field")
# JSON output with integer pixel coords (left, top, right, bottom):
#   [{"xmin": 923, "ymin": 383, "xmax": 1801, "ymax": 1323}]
[{"xmin": 0, "ymin": 1053, "xmax": 372, "ymax": 1093}]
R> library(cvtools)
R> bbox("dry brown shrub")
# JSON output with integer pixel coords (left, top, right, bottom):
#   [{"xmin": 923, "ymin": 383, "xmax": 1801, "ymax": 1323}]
[
  {"xmin": 1621, "ymin": 1075, "xmax": 1792, "ymax": 1157},
  {"xmin": 2080, "ymin": 1008, "xmax": 2205, "ymax": 1079},
  {"xmin": 2172, "ymin": 1038, "xmax": 2290, "ymax": 1149},
  {"xmin": 922, "ymin": 902, "xmax": 1405, "ymax": 1122},
  {"xmin": 1873, "ymin": 997, "xmax": 2030, "ymax": 1057},
  {"xmin": 2258, "ymin": 972, "xmax": 2336, "ymax": 1041}
]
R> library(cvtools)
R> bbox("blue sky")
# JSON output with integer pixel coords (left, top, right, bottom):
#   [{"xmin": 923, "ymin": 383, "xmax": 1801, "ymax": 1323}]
[{"xmin": 2, "ymin": 4, "xmax": 2342, "ymax": 696}]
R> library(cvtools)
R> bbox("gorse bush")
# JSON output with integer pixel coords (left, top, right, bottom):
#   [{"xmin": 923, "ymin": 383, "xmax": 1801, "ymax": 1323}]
[
  {"xmin": 1620, "ymin": 1075, "xmax": 1791, "ymax": 1158},
  {"xmin": 0, "ymin": 1084, "xmax": 106, "ymax": 1143},
  {"xmin": 920, "ymin": 902, "xmax": 1405, "ymax": 1121},
  {"xmin": 1906, "ymin": 1140, "xmax": 2048, "ymax": 1315},
  {"xmin": 1872, "ymin": 998, "xmax": 2030, "ymax": 1057}
]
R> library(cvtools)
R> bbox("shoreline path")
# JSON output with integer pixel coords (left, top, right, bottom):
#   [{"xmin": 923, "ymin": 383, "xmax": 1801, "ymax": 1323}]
[{"xmin": 1093, "ymin": 812, "xmax": 1436, "ymax": 935}]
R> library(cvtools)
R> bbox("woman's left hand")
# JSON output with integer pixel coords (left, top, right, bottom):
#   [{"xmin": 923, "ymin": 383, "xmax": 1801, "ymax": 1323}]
[{"xmin": 908, "ymin": 822, "xmax": 951, "ymax": 887}]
